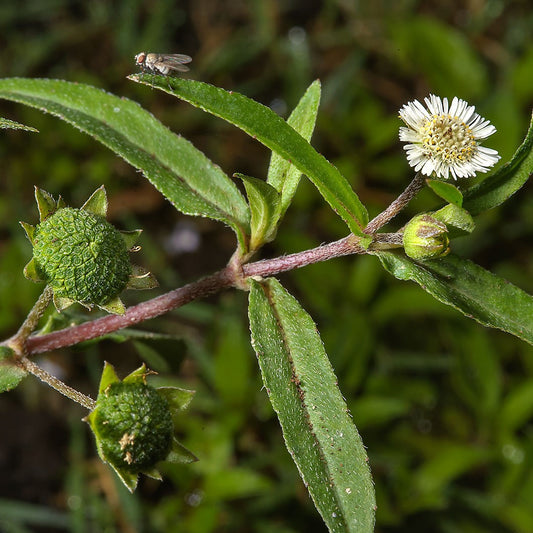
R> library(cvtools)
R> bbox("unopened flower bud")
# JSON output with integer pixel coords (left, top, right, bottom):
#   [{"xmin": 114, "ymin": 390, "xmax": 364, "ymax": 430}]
[{"xmin": 402, "ymin": 214, "xmax": 450, "ymax": 260}]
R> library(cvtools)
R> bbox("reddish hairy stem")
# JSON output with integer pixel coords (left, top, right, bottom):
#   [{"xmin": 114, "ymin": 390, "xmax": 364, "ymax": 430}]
[
  {"xmin": 23, "ymin": 172, "xmax": 425, "ymax": 357},
  {"xmin": 26, "ymin": 268, "xmax": 234, "ymax": 354},
  {"xmin": 364, "ymin": 173, "xmax": 425, "ymax": 234},
  {"xmin": 25, "ymin": 234, "xmax": 369, "ymax": 355}
]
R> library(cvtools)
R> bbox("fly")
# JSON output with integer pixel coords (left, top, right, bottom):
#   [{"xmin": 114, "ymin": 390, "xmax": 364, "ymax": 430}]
[{"xmin": 134, "ymin": 52, "xmax": 192, "ymax": 75}]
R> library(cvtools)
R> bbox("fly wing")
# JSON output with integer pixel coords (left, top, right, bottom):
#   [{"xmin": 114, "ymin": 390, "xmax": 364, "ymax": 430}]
[{"xmin": 156, "ymin": 54, "xmax": 192, "ymax": 73}]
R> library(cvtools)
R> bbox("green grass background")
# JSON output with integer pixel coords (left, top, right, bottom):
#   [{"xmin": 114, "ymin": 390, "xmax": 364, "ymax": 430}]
[{"xmin": 0, "ymin": 1, "xmax": 532, "ymax": 532}]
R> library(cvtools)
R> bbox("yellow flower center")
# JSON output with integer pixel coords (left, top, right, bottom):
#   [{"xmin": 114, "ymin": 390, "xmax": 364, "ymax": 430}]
[{"xmin": 421, "ymin": 115, "xmax": 477, "ymax": 163}]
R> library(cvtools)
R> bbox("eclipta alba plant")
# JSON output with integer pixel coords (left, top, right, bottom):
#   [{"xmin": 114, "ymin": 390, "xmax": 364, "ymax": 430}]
[{"xmin": 0, "ymin": 71, "xmax": 531, "ymax": 533}]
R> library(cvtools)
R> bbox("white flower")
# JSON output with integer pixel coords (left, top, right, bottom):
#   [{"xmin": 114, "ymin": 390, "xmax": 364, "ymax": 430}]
[{"xmin": 399, "ymin": 94, "xmax": 500, "ymax": 180}]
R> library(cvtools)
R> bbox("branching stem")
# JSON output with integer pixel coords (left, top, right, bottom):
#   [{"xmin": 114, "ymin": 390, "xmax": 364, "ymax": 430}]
[
  {"xmin": 364, "ymin": 173, "xmax": 425, "ymax": 234},
  {"xmin": 20, "ymin": 356, "xmax": 96, "ymax": 410},
  {"xmin": 7, "ymin": 285, "xmax": 53, "ymax": 354},
  {"xmin": 22, "ymin": 175, "xmax": 423, "ymax": 357},
  {"xmin": 24, "ymin": 233, "xmax": 399, "ymax": 355}
]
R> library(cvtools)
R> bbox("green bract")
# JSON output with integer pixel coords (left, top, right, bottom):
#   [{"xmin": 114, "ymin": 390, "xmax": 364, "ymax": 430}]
[
  {"xmin": 22, "ymin": 186, "xmax": 158, "ymax": 314},
  {"xmin": 85, "ymin": 363, "xmax": 197, "ymax": 492}
]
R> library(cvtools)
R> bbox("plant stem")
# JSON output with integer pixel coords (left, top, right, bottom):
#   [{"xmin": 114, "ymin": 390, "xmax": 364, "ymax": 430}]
[
  {"xmin": 22, "ymin": 177, "xmax": 423, "ymax": 356},
  {"xmin": 364, "ymin": 173, "xmax": 425, "ymax": 234},
  {"xmin": 7, "ymin": 285, "xmax": 53, "ymax": 354},
  {"xmin": 25, "ymin": 233, "xmax": 401, "ymax": 355},
  {"xmin": 21, "ymin": 356, "xmax": 96, "ymax": 410},
  {"xmin": 27, "ymin": 269, "xmax": 235, "ymax": 355}
]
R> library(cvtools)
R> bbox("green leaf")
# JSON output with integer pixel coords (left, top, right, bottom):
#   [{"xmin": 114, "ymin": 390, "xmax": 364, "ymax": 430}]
[
  {"xmin": 110, "ymin": 464, "xmax": 139, "ymax": 493},
  {"xmin": 99, "ymin": 295, "xmax": 126, "ymax": 315},
  {"xmin": 413, "ymin": 443, "xmax": 492, "ymax": 498},
  {"xmin": 0, "ymin": 498, "xmax": 70, "ymax": 528},
  {"xmin": 499, "ymin": 379, "xmax": 533, "ymax": 436},
  {"xmin": 203, "ymin": 467, "xmax": 272, "ymax": 500},
  {"xmin": 97, "ymin": 328, "xmax": 186, "ymax": 373},
  {"xmin": 157, "ymin": 387, "xmax": 195, "ymax": 413},
  {"xmin": 248, "ymin": 278, "xmax": 375, "ymax": 533},
  {"xmin": 432, "ymin": 204, "xmax": 475, "ymax": 233},
  {"xmin": 131, "ymin": 340, "xmax": 171, "ymax": 372},
  {"xmin": 20, "ymin": 221, "xmax": 36, "ymax": 243},
  {"xmin": 377, "ymin": 251, "xmax": 533, "ymax": 344},
  {"xmin": 0, "ymin": 78, "xmax": 250, "ymax": 249},
  {"xmin": 130, "ymin": 75, "xmax": 370, "ymax": 239},
  {"xmin": 236, "ymin": 174, "xmax": 281, "ymax": 251},
  {"xmin": 53, "ymin": 294, "xmax": 76, "ymax": 312},
  {"xmin": 0, "ymin": 346, "xmax": 27, "ymax": 392},
  {"xmin": 390, "ymin": 16, "xmax": 487, "ymax": 99},
  {"xmin": 23, "ymin": 258, "xmax": 44, "ymax": 282},
  {"xmin": 267, "ymin": 79, "xmax": 322, "ymax": 216},
  {"xmin": 0, "ymin": 116, "xmax": 38, "ymax": 132},
  {"xmin": 120, "ymin": 229, "xmax": 142, "ymax": 250},
  {"xmin": 127, "ymin": 265, "xmax": 159, "ymax": 291},
  {"xmin": 426, "ymin": 178, "xmax": 463, "ymax": 207},
  {"xmin": 123, "ymin": 363, "xmax": 148, "ymax": 384},
  {"xmin": 463, "ymin": 112, "xmax": 533, "ymax": 215}
]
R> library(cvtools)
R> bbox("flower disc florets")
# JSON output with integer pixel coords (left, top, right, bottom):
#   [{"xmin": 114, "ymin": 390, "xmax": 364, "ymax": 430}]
[
  {"xmin": 33, "ymin": 207, "xmax": 131, "ymax": 306},
  {"xmin": 399, "ymin": 94, "xmax": 500, "ymax": 180}
]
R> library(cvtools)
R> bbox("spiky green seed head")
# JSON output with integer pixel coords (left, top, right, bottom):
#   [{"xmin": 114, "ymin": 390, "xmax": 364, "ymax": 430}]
[
  {"xmin": 22, "ymin": 187, "xmax": 158, "ymax": 314},
  {"xmin": 403, "ymin": 214, "xmax": 450, "ymax": 260},
  {"xmin": 91, "ymin": 381, "xmax": 174, "ymax": 472},
  {"xmin": 85, "ymin": 363, "xmax": 197, "ymax": 492},
  {"xmin": 32, "ymin": 207, "xmax": 132, "ymax": 306}
]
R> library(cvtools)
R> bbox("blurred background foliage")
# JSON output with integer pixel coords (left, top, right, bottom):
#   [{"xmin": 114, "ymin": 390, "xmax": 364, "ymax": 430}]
[{"xmin": 0, "ymin": 0, "xmax": 532, "ymax": 531}]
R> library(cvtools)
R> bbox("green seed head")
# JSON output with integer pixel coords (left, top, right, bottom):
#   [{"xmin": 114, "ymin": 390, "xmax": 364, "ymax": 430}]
[
  {"xmin": 85, "ymin": 363, "xmax": 197, "ymax": 492},
  {"xmin": 92, "ymin": 381, "xmax": 174, "ymax": 472},
  {"xmin": 403, "ymin": 214, "xmax": 450, "ymax": 261},
  {"xmin": 22, "ymin": 187, "xmax": 158, "ymax": 314},
  {"xmin": 32, "ymin": 207, "xmax": 132, "ymax": 306}
]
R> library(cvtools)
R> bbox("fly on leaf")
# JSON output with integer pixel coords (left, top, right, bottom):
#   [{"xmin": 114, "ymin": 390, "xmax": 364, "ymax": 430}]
[{"xmin": 134, "ymin": 53, "xmax": 192, "ymax": 75}]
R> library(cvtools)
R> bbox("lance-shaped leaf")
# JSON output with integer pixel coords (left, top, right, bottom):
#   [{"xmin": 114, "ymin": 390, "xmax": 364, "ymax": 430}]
[
  {"xmin": 0, "ymin": 78, "xmax": 250, "ymax": 249},
  {"xmin": 376, "ymin": 251, "xmax": 533, "ymax": 345},
  {"xmin": 130, "ymin": 75, "xmax": 370, "ymax": 241},
  {"xmin": 248, "ymin": 278, "xmax": 375, "ymax": 533},
  {"xmin": 463, "ymin": 112, "xmax": 533, "ymax": 215},
  {"xmin": 267, "ymin": 79, "xmax": 322, "ymax": 216}
]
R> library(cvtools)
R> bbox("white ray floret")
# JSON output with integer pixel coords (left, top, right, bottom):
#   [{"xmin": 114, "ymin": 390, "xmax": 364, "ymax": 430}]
[{"xmin": 399, "ymin": 94, "xmax": 500, "ymax": 180}]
